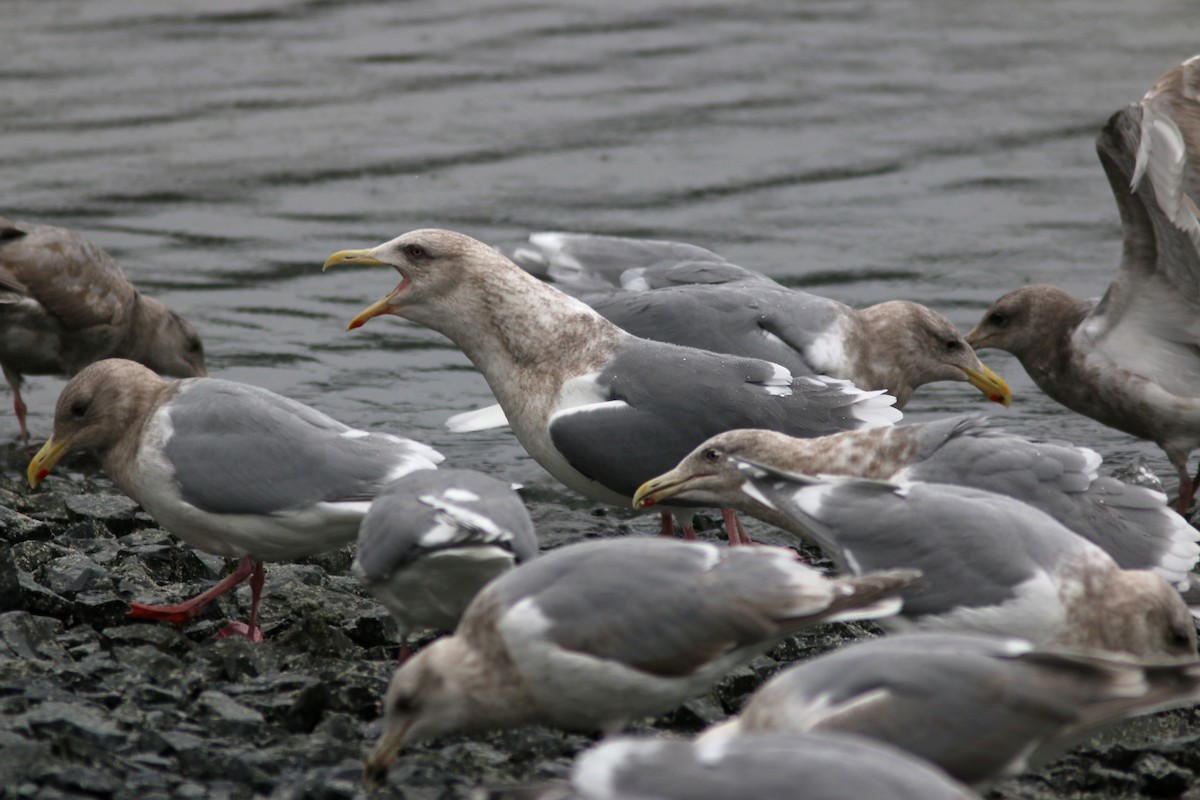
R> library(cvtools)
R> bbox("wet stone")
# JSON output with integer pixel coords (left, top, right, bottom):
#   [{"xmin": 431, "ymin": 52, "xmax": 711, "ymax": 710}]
[
  {"xmin": 18, "ymin": 700, "xmax": 127, "ymax": 757},
  {"xmin": 0, "ymin": 544, "xmax": 20, "ymax": 611},
  {"xmin": 0, "ymin": 505, "xmax": 52, "ymax": 543},
  {"xmin": 1136, "ymin": 752, "xmax": 1194, "ymax": 796},
  {"xmin": 65, "ymin": 493, "xmax": 141, "ymax": 534},
  {"xmin": 43, "ymin": 552, "xmax": 110, "ymax": 596},
  {"xmin": 196, "ymin": 689, "xmax": 266, "ymax": 736},
  {"xmin": 0, "ymin": 611, "xmax": 69, "ymax": 661}
]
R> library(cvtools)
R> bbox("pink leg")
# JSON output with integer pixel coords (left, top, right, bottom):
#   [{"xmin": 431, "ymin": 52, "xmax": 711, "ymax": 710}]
[
  {"xmin": 721, "ymin": 509, "xmax": 757, "ymax": 546},
  {"xmin": 217, "ymin": 561, "xmax": 265, "ymax": 642},
  {"xmin": 398, "ymin": 639, "xmax": 412, "ymax": 664},
  {"xmin": 657, "ymin": 512, "xmax": 677, "ymax": 538},
  {"xmin": 678, "ymin": 521, "xmax": 698, "ymax": 541},
  {"xmin": 130, "ymin": 555, "xmax": 255, "ymax": 624}
]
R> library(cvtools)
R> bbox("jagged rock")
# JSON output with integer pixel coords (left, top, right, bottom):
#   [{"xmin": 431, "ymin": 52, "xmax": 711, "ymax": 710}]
[
  {"xmin": 0, "ymin": 505, "xmax": 52, "ymax": 543},
  {"xmin": 64, "ymin": 493, "xmax": 141, "ymax": 535},
  {"xmin": 42, "ymin": 552, "xmax": 110, "ymax": 596}
]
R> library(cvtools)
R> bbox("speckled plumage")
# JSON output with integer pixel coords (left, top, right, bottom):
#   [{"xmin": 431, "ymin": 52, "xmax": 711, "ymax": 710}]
[
  {"xmin": 729, "ymin": 468, "xmax": 1196, "ymax": 659},
  {"xmin": 0, "ymin": 217, "xmax": 206, "ymax": 441},
  {"xmin": 361, "ymin": 537, "xmax": 917, "ymax": 781},
  {"xmin": 701, "ymin": 633, "xmax": 1200, "ymax": 784},
  {"xmin": 509, "ymin": 231, "xmax": 1011, "ymax": 409},
  {"xmin": 968, "ymin": 56, "xmax": 1200, "ymax": 511},
  {"xmin": 326, "ymin": 229, "xmax": 903, "ymax": 541},
  {"xmin": 634, "ymin": 416, "xmax": 1200, "ymax": 588}
]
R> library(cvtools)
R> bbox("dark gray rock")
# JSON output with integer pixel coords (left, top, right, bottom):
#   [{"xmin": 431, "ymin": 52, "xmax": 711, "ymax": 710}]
[{"xmin": 64, "ymin": 493, "xmax": 141, "ymax": 535}]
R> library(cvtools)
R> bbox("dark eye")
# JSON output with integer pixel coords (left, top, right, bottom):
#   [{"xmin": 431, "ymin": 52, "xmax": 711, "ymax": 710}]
[
  {"xmin": 703, "ymin": 448, "xmax": 720, "ymax": 462},
  {"xmin": 944, "ymin": 338, "xmax": 961, "ymax": 352},
  {"xmin": 404, "ymin": 244, "xmax": 428, "ymax": 260},
  {"xmin": 1168, "ymin": 627, "xmax": 1195, "ymax": 653},
  {"xmin": 987, "ymin": 312, "xmax": 1007, "ymax": 327},
  {"xmin": 70, "ymin": 399, "xmax": 90, "ymax": 418}
]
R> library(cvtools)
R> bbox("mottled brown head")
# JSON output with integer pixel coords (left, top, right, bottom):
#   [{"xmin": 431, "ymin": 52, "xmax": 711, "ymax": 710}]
[
  {"xmin": 966, "ymin": 285, "xmax": 1086, "ymax": 359},
  {"xmin": 632, "ymin": 429, "xmax": 783, "ymax": 510},
  {"xmin": 1081, "ymin": 570, "xmax": 1198, "ymax": 662},
  {"xmin": 127, "ymin": 297, "xmax": 207, "ymax": 379},
  {"xmin": 858, "ymin": 301, "xmax": 1011, "ymax": 407},
  {"xmin": 363, "ymin": 637, "xmax": 472, "ymax": 786},
  {"xmin": 324, "ymin": 229, "xmax": 502, "ymax": 332}
]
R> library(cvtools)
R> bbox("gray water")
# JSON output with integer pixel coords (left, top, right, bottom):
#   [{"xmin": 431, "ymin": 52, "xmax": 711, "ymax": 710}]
[{"xmin": 3, "ymin": 0, "xmax": 1197, "ymax": 505}]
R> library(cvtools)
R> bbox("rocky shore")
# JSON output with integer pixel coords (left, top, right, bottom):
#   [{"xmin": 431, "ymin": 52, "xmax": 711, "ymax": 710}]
[{"xmin": 3, "ymin": 445, "xmax": 1200, "ymax": 800}]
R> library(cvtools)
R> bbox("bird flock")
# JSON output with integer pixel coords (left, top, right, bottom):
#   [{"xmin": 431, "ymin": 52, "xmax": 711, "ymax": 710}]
[{"xmin": 7, "ymin": 55, "xmax": 1200, "ymax": 799}]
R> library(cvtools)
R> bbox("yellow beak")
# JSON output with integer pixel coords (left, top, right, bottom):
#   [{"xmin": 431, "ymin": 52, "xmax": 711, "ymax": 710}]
[
  {"xmin": 322, "ymin": 248, "xmax": 385, "ymax": 271},
  {"xmin": 27, "ymin": 435, "xmax": 71, "ymax": 488},
  {"xmin": 633, "ymin": 469, "xmax": 690, "ymax": 508},
  {"xmin": 961, "ymin": 363, "xmax": 1012, "ymax": 408},
  {"xmin": 323, "ymin": 248, "xmax": 398, "ymax": 331}
]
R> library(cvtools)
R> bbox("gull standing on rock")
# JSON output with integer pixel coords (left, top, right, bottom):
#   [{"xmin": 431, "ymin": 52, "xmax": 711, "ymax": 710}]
[
  {"xmin": 509, "ymin": 231, "xmax": 1013, "ymax": 409},
  {"xmin": 26, "ymin": 358, "xmax": 443, "ymax": 641},
  {"xmin": 0, "ymin": 217, "xmax": 207, "ymax": 443},
  {"xmin": 634, "ymin": 416, "xmax": 1200, "ymax": 589},
  {"xmin": 967, "ymin": 56, "xmax": 1200, "ymax": 512},
  {"xmin": 324, "ymin": 229, "xmax": 902, "ymax": 545},
  {"xmin": 361, "ymin": 537, "xmax": 917, "ymax": 783},
  {"xmin": 653, "ymin": 461, "xmax": 1196, "ymax": 659},
  {"xmin": 354, "ymin": 468, "xmax": 538, "ymax": 656},
  {"xmin": 700, "ymin": 633, "xmax": 1200, "ymax": 785}
]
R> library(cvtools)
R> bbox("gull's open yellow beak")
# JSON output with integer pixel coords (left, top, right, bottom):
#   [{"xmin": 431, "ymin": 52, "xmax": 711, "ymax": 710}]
[
  {"xmin": 27, "ymin": 435, "xmax": 70, "ymax": 488},
  {"xmin": 322, "ymin": 248, "xmax": 385, "ymax": 272},
  {"xmin": 323, "ymin": 248, "xmax": 398, "ymax": 331},
  {"xmin": 961, "ymin": 363, "xmax": 1012, "ymax": 408}
]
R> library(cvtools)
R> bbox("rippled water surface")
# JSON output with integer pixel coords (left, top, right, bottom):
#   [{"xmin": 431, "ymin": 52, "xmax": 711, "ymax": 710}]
[{"xmin": 3, "ymin": 0, "xmax": 1197, "ymax": 508}]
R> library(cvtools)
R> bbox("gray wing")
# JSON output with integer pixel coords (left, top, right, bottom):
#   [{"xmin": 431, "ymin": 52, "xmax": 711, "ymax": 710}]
[
  {"xmin": 548, "ymin": 340, "xmax": 898, "ymax": 499},
  {"xmin": 736, "ymin": 465, "xmax": 1079, "ymax": 618},
  {"xmin": 742, "ymin": 633, "xmax": 1096, "ymax": 783},
  {"xmin": 1083, "ymin": 58, "xmax": 1200, "ymax": 382},
  {"xmin": 910, "ymin": 426, "xmax": 1199, "ymax": 583},
  {"xmin": 355, "ymin": 468, "xmax": 537, "ymax": 582},
  {"xmin": 577, "ymin": 734, "xmax": 979, "ymax": 800},
  {"xmin": 506, "ymin": 231, "xmax": 768, "ymax": 292},
  {"xmin": 486, "ymin": 539, "xmax": 877, "ymax": 677},
  {"xmin": 163, "ymin": 379, "xmax": 443, "ymax": 515},
  {"xmin": 586, "ymin": 283, "xmax": 847, "ymax": 377}
]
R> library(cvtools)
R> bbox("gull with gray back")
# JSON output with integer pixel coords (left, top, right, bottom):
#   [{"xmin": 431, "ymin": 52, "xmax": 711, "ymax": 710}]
[
  {"xmin": 722, "ymin": 463, "xmax": 1196, "ymax": 659},
  {"xmin": 26, "ymin": 358, "xmax": 442, "ymax": 641},
  {"xmin": 700, "ymin": 632, "xmax": 1200, "ymax": 784},
  {"xmin": 633, "ymin": 416, "xmax": 1200, "ymax": 589},
  {"xmin": 354, "ymin": 468, "xmax": 538, "ymax": 652},
  {"xmin": 324, "ymin": 229, "xmax": 902, "ymax": 545},
  {"xmin": 361, "ymin": 537, "xmax": 918, "ymax": 784}
]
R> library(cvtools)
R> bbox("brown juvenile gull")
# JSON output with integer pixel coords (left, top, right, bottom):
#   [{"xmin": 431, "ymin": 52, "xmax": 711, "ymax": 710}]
[
  {"xmin": 640, "ymin": 460, "xmax": 1196, "ymax": 660},
  {"xmin": 361, "ymin": 537, "xmax": 917, "ymax": 783},
  {"xmin": 509, "ymin": 231, "xmax": 1012, "ymax": 409},
  {"xmin": 324, "ymin": 229, "xmax": 903, "ymax": 546},
  {"xmin": 700, "ymin": 632, "xmax": 1200, "ymax": 785},
  {"xmin": 634, "ymin": 416, "xmax": 1200, "ymax": 590},
  {"xmin": 0, "ymin": 216, "xmax": 207, "ymax": 442},
  {"xmin": 542, "ymin": 732, "xmax": 981, "ymax": 800},
  {"xmin": 26, "ymin": 358, "xmax": 442, "ymax": 641},
  {"xmin": 967, "ymin": 56, "xmax": 1200, "ymax": 512},
  {"xmin": 353, "ymin": 467, "xmax": 538, "ymax": 657}
]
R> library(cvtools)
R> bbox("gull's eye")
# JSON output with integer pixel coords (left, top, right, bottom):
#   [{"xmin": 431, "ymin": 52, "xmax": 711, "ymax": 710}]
[
  {"xmin": 987, "ymin": 311, "xmax": 1007, "ymax": 327},
  {"xmin": 703, "ymin": 448, "xmax": 720, "ymax": 462},
  {"xmin": 392, "ymin": 693, "xmax": 418, "ymax": 714},
  {"xmin": 70, "ymin": 399, "xmax": 90, "ymax": 418},
  {"xmin": 944, "ymin": 338, "xmax": 961, "ymax": 351},
  {"xmin": 404, "ymin": 244, "xmax": 428, "ymax": 260}
]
